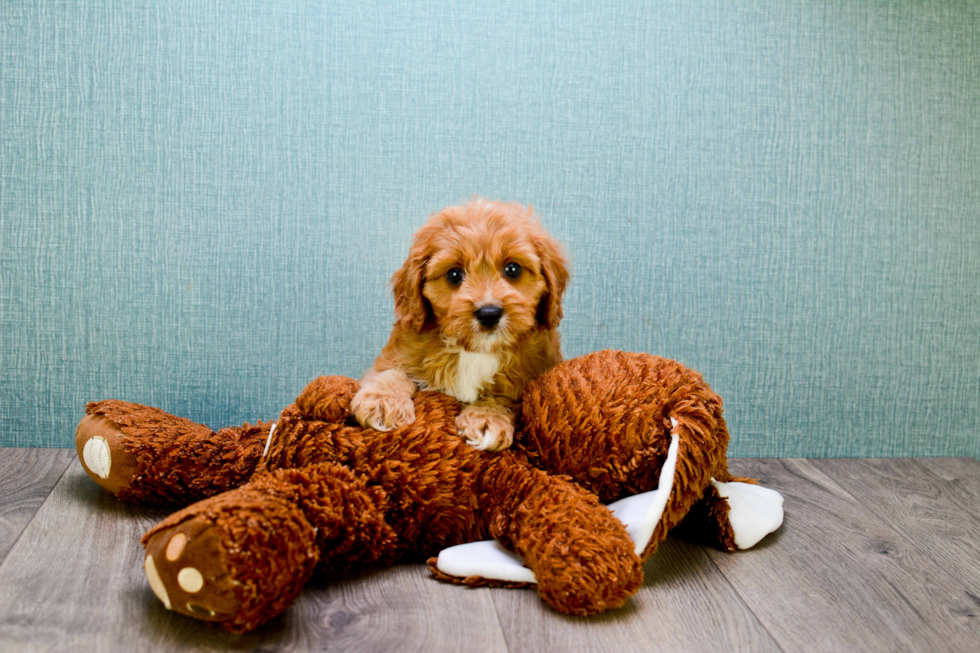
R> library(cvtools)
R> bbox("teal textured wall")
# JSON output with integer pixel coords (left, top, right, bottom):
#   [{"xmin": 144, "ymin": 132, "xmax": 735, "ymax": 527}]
[{"xmin": 2, "ymin": 1, "xmax": 978, "ymax": 457}]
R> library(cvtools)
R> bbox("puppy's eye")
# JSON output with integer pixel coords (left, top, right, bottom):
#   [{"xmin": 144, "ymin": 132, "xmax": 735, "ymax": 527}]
[
  {"xmin": 504, "ymin": 262, "xmax": 522, "ymax": 279},
  {"xmin": 446, "ymin": 268, "xmax": 464, "ymax": 285}
]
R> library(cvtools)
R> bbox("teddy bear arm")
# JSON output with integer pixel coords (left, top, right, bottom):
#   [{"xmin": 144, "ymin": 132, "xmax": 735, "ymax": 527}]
[
  {"xmin": 76, "ymin": 400, "xmax": 270, "ymax": 505},
  {"xmin": 295, "ymin": 375, "xmax": 360, "ymax": 422},
  {"xmin": 481, "ymin": 464, "xmax": 644, "ymax": 616}
]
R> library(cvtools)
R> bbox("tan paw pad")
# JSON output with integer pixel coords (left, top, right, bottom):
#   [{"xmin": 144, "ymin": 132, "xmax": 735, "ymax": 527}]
[
  {"xmin": 177, "ymin": 567, "xmax": 204, "ymax": 593},
  {"xmin": 144, "ymin": 555, "xmax": 172, "ymax": 610},
  {"xmin": 165, "ymin": 533, "xmax": 187, "ymax": 561},
  {"xmin": 186, "ymin": 602, "xmax": 215, "ymax": 617},
  {"xmin": 82, "ymin": 436, "xmax": 111, "ymax": 479}
]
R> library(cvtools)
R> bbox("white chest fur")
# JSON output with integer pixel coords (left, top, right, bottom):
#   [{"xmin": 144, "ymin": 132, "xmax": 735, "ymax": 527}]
[{"xmin": 449, "ymin": 351, "xmax": 499, "ymax": 403}]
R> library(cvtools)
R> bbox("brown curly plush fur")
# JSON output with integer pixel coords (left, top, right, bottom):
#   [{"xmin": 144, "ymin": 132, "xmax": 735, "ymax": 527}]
[
  {"xmin": 77, "ymin": 350, "xmax": 751, "ymax": 632},
  {"xmin": 76, "ymin": 401, "xmax": 269, "ymax": 504},
  {"xmin": 517, "ymin": 351, "xmax": 755, "ymax": 559}
]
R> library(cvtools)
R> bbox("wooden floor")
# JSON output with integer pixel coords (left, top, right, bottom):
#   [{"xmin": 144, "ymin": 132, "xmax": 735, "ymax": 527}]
[{"xmin": 0, "ymin": 450, "xmax": 978, "ymax": 652}]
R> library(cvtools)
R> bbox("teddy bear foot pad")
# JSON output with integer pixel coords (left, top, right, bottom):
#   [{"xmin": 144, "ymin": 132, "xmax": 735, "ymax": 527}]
[
  {"xmin": 76, "ymin": 413, "xmax": 138, "ymax": 495},
  {"xmin": 143, "ymin": 518, "xmax": 242, "ymax": 622}
]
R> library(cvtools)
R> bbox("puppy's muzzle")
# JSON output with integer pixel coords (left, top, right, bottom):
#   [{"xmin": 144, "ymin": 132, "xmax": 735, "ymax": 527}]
[{"xmin": 474, "ymin": 305, "xmax": 504, "ymax": 328}]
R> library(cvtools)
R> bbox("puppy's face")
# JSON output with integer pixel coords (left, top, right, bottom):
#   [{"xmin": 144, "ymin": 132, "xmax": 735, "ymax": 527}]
[
  {"xmin": 392, "ymin": 200, "xmax": 568, "ymax": 353},
  {"xmin": 423, "ymin": 224, "xmax": 547, "ymax": 353}
]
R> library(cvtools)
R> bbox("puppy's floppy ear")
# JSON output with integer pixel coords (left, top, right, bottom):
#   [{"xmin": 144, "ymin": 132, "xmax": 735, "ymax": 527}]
[
  {"xmin": 531, "ymin": 220, "xmax": 570, "ymax": 330},
  {"xmin": 390, "ymin": 243, "xmax": 432, "ymax": 333}
]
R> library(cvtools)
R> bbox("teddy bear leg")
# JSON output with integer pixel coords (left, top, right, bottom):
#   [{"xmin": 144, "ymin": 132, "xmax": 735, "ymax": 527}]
[
  {"xmin": 76, "ymin": 400, "xmax": 270, "ymax": 505},
  {"xmin": 141, "ymin": 462, "xmax": 399, "ymax": 633},
  {"xmin": 141, "ymin": 486, "xmax": 318, "ymax": 633}
]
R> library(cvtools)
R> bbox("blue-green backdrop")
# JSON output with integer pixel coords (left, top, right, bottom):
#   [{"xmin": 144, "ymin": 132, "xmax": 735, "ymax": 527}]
[{"xmin": 2, "ymin": 1, "xmax": 978, "ymax": 457}]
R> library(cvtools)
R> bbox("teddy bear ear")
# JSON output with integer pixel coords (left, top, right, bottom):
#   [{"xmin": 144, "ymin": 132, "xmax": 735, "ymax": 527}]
[{"xmin": 295, "ymin": 376, "xmax": 360, "ymax": 422}]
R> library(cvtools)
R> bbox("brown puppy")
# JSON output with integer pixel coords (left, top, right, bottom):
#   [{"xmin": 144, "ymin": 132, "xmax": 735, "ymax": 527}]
[{"xmin": 351, "ymin": 198, "xmax": 569, "ymax": 450}]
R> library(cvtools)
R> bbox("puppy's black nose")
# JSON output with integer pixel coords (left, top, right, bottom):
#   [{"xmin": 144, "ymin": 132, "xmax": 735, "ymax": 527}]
[{"xmin": 474, "ymin": 305, "xmax": 504, "ymax": 328}]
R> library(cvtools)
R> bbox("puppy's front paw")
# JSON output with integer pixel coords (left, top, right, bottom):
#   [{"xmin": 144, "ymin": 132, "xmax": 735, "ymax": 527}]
[
  {"xmin": 351, "ymin": 387, "xmax": 416, "ymax": 432},
  {"xmin": 351, "ymin": 370, "xmax": 417, "ymax": 431},
  {"xmin": 455, "ymin": 405, "xmax": 514, "ymax": 451}
]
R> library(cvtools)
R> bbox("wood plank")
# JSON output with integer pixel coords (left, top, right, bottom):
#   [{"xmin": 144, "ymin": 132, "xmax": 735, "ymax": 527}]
[
  {"xmin": 0, "ymin": 448, "xmax": 74, "ymax": 565},
  {"xmin": 296, "ymin": 564, "xmax": 509, "ymax": 653},
  {"xmin": 914, "ymin": 458, "xmax": 980, "ymax": 520},
  {"xmin": 0, "ymin": 464, "xmax": 509, "ymax": 653},
  {"xmin": 706, "ymin": 458, "xmax": 980, "ymax": 653},
  {"xmin": 493, "ymin": 536, "xmax": 783, "ymax": 653},
  {"xmin": 812, "ymin": 457, "xmax": 980, "ymax": 623}
]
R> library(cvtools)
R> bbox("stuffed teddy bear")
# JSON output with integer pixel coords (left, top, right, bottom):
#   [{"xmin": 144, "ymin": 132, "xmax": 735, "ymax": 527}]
[{"xmin": 75, "ymin": 350, "xmax": 783, "ymax": 633}]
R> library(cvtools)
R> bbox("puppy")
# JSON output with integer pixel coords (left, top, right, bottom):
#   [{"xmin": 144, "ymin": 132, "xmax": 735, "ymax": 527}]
[{"xmin": 351, "ymin": 198, "xmax": 569, "ymax": 451}]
